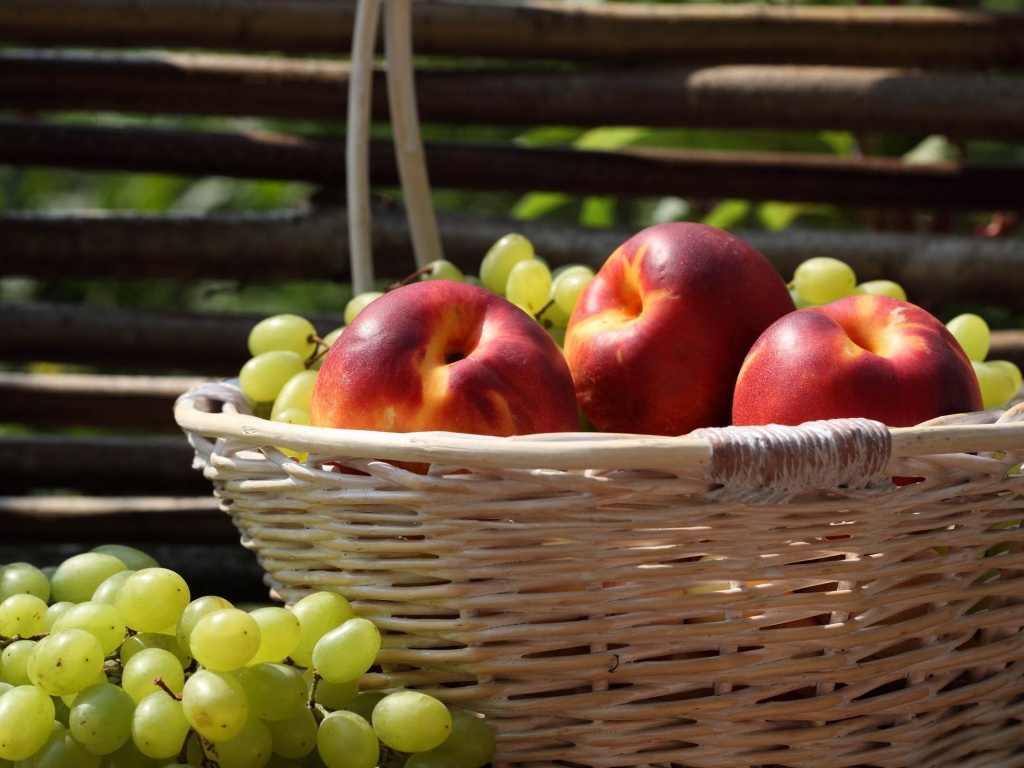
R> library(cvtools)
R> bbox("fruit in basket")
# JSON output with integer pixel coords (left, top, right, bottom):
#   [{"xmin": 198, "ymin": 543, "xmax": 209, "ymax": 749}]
[
  {"xmin": 563, "ymin": 221, "xmax": 795, "ymax": 435},
  {"xmin": 732, "ymin": 294, "xmax": 984, "ymax": 427},
  {"xmin": 0, "ymin": 545, "xmax": 497, "ymax": 767},
  {"xmin": 311, "ymin": 279, "xmax": 578, "ymax": 441}
]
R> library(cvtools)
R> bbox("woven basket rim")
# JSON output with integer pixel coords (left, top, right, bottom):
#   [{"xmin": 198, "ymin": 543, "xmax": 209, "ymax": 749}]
[{"xmin": 174, "ymin": 382, "xmax": 1024, "ymax": 473}]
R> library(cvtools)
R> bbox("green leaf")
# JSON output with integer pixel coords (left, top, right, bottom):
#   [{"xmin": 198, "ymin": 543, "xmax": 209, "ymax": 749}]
[
  {"xmin": 702, "ymin": 199, "xmax": 751, "ymax": 229},
  {"xmin": 511, "ymin": 191, "xmax": 572, "ymax": 220}
]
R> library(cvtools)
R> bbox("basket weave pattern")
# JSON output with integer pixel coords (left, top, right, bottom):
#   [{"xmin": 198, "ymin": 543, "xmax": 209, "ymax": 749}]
[{"xmin": 177, "ymin": 382, "xmax": 1024, "ymax": 768}]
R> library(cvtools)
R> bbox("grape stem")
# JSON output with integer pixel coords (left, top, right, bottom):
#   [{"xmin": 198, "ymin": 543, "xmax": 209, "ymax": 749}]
[
  {"xmin": 154, "ymin": 675, "xmax": 182, "ymax": 700},
  {"xmin": 0, "ymin": 632, "xmax": 47, "ymax": 649},
  {"xmin": 306, "ymin": 334, "xmax": 330, "ymax": 368},
  {"xmin": 389, "ymin": 263, "xmax": 434, "ymax": 289}
]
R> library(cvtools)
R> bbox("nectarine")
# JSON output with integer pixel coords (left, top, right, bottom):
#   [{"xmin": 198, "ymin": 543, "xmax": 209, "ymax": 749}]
[
  {"xmin": 311, "ymin": 280, "xmax": 578, "ymax": 440},
  {"xmin": 732, "ymin": 294, "xmax": 983, "ymax": 427},
  {"xmin": 563, "ymin": 222, "xmax": 795, "ymax": 435}
]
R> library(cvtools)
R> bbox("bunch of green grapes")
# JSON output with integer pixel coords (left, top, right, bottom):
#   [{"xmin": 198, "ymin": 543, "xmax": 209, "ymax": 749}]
[
  {"xmin": 341, "ymin": 234, "xmax": 596, "ymax": 348},
  {"xmin": 945, "ymin": 312, "xmax": 1023, "ymax": 409},
  {"xmin": 0, "ymin": 546, "xmax": 495, "ymax": 768},
  {"xmin": 788, "ymin": 256, "xmax": 907, "ymax": 308},
  {"xmin": 238, "ymin": 315, "xmax": 344, "ymax": 454}
]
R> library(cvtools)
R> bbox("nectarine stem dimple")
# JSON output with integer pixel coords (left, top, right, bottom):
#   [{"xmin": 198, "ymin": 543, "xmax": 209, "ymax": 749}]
[{"xmin": 445, "ymin": 351, "xmax": 466, "ymax": 365}]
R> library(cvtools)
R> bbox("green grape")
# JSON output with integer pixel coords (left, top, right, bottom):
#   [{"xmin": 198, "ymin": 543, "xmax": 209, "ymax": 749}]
[
  {"xmin": 203, "ymin": 715, "xmax": 273, "ymax": 768},
  {"xmin": 479, "ymin": 233, "xmax": 534, "ymax": 295},
  {"xmin": 289, "ymin": 592, "xmax": 355, "ymax": 668},
  {"xmin": 43, "ymin": 601, "xmax": 74, "ymax": 631},
  {"xmin": 311, "ymin": 674, "xmax": 359, "ymax": 711},
  {"xmin": 50, "ymin": 600, "xmax": 127, "ymax": 656},
  {"xmin": 239, "ymin": 350, "xmax": 307, "ymax": 405},
  {"xmin": 552, "ymin": 265, "xmax": 595, "ymax": 316},
  {"xmin": 50, "ymin": 552, "xmax": 127, "ymax": 604},
  {"xmin": 989, "ymin": 359, "xmax": 1023, "ymax": 396},
  {"xmin": 505, "ymin": 258, "xmax": 553, "ymax": 316},
  {"xmin": 96, "ymin": 738, "xmax": 155, "ymax": 768},
  {"xmin": 246, "ymin": 606, "xmax": 302, "ymax": 665},
  {"xmin": 855, "ymin": 279, "xmax": 907, "ymax": 301},
  {"xmin": 0, "ymin": 684, "xmax": 56, "ymax": 761},
  {"xmin": 0, "ymin": 682, "xmax": 11, "ymax": 696},
  {"xmin": 537, "ymin": 293, "xmax": 571, "ymax": 329},
  {"xmin": 0, "ymin": 562, "xmax": 51, "ymax": 602},
  {"xmin": 311, "ymin": 618, "xmax": 381, "ymax": 684},
  {"xmin": 120, "ymin": 632, "xmax": 191, "ymax": 670},
  {"xmin": 0, "ymin": 593, "xmax": 48, "ymax": 638},
  {"xmin": 401, "ymin": 712, "xmax": 493, "ymax": 768},
  {"xmin": 0, "ymin": 639, "xmax": 36, "ymax": 686},
  {"xmin": 27, "ymin": 628, "xmax": 105, "ymax": 697},
  {"xmin": 91, "ymin": 545, "xmax": 160, "ymax": 572},
  {"xmin": 176, "ymin": 595, "xmax": 234, "ymax": 658},
  {"xmin": 132, "ymin": 691, "xmax": 191, "ymax": 760},
  {"xmin": 789, "ymin": 285, "xmax": 812, "ymax": 309},
  {"xmin": 418, "ymin": 259, "xmax": 465, "ymax": 282},
  {"xmin": 113, "ymin": 568, "xmax": 190, "ymax": 634},
  {"xmin": 345, "ymin": 691, "xmax": 386, "ymax": 723},
  {"xmin": 64, "ymin": 669, "xmax": 109, "ymax": 706},
  {"xmin": 372, "ymin": 690, "xmax": 452, "ymax": 753},
  {"xmin": 317, "ymin": 710, "xmax": 379, "ymax": 768},
  {"xmin": 946, "ymin": 312, "xmax": 990, "ymax": 362},
  {"xmin": 791, "ymin": 257, "xmax": 857, "ymax": 305},
  {"xmin": 270, "ymin": 369, "xmax": 319, "ymax": 421},
  {"xmin": 321, "ymin": 326, "xmax": 345, "ymax": 347},
  {"xmin": 973, "ymin": 361, "xmax": 1018, "ymax": 409},
  {"xmin": 18, "ymin": 719, "xmax": 101, "ymax": 768},
  {"xmin": 235, "ymin": 663, "xmax": 307, "ymax": 721},
  {"xmin": 121, "ymin": 648, "xmax": 185, "ymax": 703},
  {"xmin": 69, "ymin": 681, "xmax": 135, "ymax": 755},
  {"xmin": 344, "ymin": 292, "xmax": 384, "ymax": 325},
  {"xmin": 264, "ymin": 708, "xmax": 317, "ymax": 759},
  {"xmin": 180, "ymin": 669, "xmax": 250, "ymax": 742},
  {"xmin": 248, "ymin": 313, "xmax": 318, "ymax": 359},
  {"xmin": 189, "ymin": 608, "xmax": 261, "ymax": 671},
  {"xmin": 91, "ymin": 570, "xmax": 136, "ymax": 605}
]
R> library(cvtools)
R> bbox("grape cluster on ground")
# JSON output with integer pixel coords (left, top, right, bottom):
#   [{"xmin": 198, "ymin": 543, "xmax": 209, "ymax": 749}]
[{"xmin": 0, "ymin": 546, "xmax": 496, "ymax": 768}]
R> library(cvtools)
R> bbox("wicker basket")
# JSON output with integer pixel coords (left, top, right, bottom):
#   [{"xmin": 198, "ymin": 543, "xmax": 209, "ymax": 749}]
[
  {"xmin": 176, "ymin": 2, "xmax": 1024, "ymax": 764},
  {"xmin": 175, "ymin": 382, "xmax": 1024, "ymax": 768}
]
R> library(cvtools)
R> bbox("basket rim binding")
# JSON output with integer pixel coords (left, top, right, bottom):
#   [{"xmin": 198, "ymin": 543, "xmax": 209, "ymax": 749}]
[{"xmin": 174, "ymin": 381, "xmax": 1024, "ymax": 490}]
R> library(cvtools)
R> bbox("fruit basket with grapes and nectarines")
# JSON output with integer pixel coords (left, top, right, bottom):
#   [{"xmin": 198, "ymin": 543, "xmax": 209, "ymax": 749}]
[
  {"xmin": 177, "ymin": 219, "xmax": 1024, "ymax": 768},
  {"xmin": 175, "ymin": 1, "xmax": 1024, "ymax": 761}
]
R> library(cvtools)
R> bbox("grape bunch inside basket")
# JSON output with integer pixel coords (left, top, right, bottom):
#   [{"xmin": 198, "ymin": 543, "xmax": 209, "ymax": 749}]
[{"xmin": 175, "ymin": 2, "xmax": 1024, "ymax": 765}]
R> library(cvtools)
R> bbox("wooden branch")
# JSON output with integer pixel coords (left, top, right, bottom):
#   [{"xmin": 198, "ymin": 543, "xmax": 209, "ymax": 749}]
[
  {"xmin": 0, "ymin": 496, "xmax": 236, "ymax": 544},
  {"xmin": 0, "ymin": 372, "xmax": 210, "ymax": 433},
  {"xmin": 0, "ymin": 434, "xmax": 210, "ymax": 495},
  {"xmin": 5, "ymin": 51, "xmax": 1024, "ymax": 140},
  {"xmin": 0, "ymin": 302, "xmax": 303, "ymax": 375},
  {"xmin": 4, "ymin": 118, "xmax": 1024, "ymax": 211},
  {"xmin": 4, "ymin": 205, "xmax": 1024, "ymax": 312},
  {"xmin": 1, "ymin": 0, "xmax": 1023, "ymax": 68}
]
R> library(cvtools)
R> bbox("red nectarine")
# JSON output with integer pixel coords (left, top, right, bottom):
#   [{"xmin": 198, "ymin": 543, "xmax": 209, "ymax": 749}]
[
  {"xmin": 310, "ymin": 280, "xmax": 578, "ymax": 440},
  {"xmin": 563, "ymin": 222, "xmax": 795, "ymax": 436},
  {"xmin": 732, "ymin": 294, "xmax": 983, "ymax": 427}
]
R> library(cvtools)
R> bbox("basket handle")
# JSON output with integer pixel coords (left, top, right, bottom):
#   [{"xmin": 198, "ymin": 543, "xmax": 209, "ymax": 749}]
[
  {"xmin": 690, "ymin": 418, "xmax": 894, "ymax": 502},
  {"xmin": 346, "ymin": 0, "xmax": 443, "ymax": 294}
]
